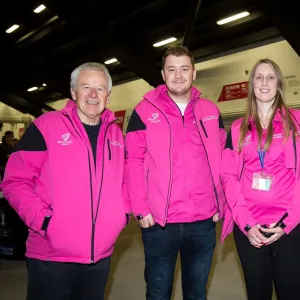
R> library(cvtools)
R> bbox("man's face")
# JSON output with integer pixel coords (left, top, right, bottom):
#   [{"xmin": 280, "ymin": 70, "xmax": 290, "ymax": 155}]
[
  {"xmin": 71, "ymin": 69, "xmax": 110, "ymax": 124},
  {"xmin": 161, "ymin": 55, "xmax": 196, "ymax": 97},
  {"xmin": 4, "ymin": 136, "xmax": 14, "ymax": 147}
]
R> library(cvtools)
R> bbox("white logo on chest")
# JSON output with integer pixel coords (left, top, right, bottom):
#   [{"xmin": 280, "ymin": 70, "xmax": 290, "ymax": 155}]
[
  {"xmin": 202, "ymin": 115, "xmax": 218, "ymax": 122},
  {"xmin": 111, "ymin": 141, "xmax": 124, "ymax": 147},
  {"xmin": 148, "ymin": 113, "xmax": 160, "ymax": 123},
  {"xmin": 58, "ymin": 133, "xmax": 73, "ymax": 146},
  {"xmin": 273, "ymin": 133, "xmax": 283, "ymax": 139},
  {"xmin": 243, "ymin": 135, "xmax": 251, "ymax": 147}
]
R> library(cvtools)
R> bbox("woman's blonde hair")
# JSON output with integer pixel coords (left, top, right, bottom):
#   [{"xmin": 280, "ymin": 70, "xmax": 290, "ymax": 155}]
[{"xmin": 237, "ymin": 58, "xmax": 297, "ymax": 152}]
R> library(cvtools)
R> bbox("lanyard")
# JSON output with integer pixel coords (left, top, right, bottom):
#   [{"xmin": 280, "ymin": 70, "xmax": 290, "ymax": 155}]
[
  {"xmin": 258, "ymin": 149, "xmax": 266, "ymax": 169},
  {"xmin": 258, "ymin": 133, "xmax": 267, "ymax": 170}
]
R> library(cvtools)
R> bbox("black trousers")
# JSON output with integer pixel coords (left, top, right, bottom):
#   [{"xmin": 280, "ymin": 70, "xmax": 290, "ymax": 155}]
[
  {"xmin": 233, "ymin": 224, "xmax": 300, "ymax": 300},
  {"xmin": 26, "ymin": 256, "xmax": 111, "ymax": 300}
]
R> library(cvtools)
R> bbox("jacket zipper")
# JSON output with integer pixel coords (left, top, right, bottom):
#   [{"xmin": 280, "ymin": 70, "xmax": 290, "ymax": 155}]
[
  {"xmin": 88, "ymin": 151, "xmax": 95, "ymax": 263},
  {"xmin": 194, "ymin": 113, "xmax": 219, "ymax": 212},
  {"xmin": 66, "ymin": 113, "xmax": 115, "ymax": 264},
  {"xmin": 290, "ymin": 114, "xmax": 298, "ymax": 176},
  {"xmin": 107, "ymin": 139, "xmax": 112, "ymax": 160},
  {"xmin": 91, "ymin": 120, "xmax": 116, "ymax": 263},
  {"xmin": 199, "ymin": 120, "xmax": 208, "ymax": 138},
  {"xmin": 293, "ymin": 133, "xmax": 297, "ymax": 175},
  {"xmin": 65, "ymin": 115, "xmax": 96, "ymax": 263},
  {"xmin": 173, "ymin": 102, "xmax": 185, "ymax": 127},
  {"xmin": 145, "ymin": 100, "xmax": 172, "ymax": 225},
  {"xmin": 239, "ymin": 162, "xmax": 245, "ymax": 180}
]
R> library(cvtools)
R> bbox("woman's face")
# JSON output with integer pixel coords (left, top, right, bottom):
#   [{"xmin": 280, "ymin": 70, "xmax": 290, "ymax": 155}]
[{"xmin": 253, "ymin": 63, "xmax": 278, "ymax": 104}]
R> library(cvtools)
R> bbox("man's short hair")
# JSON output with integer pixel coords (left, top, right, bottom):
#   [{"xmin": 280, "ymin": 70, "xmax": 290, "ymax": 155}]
[
  {"xmin": 162, "ymin": 45, "xmax": 195, "ymax": 69},
  {"xmin": 70, "ymin": 62, "xmax": 112, "ymax": 92}
]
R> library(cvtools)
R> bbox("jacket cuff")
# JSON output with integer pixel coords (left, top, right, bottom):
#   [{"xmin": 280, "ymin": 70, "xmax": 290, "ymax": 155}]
[
  {"xmin": 283, "ymin": 219, "xmax": 296, "ymax": 235},
  {"xmin": 133, "ymin": 209, "xmax": 151, "ymax": 221},
  {"xmin": 240, "ymin": 217, "xmax": 257, "ymax": 235}
]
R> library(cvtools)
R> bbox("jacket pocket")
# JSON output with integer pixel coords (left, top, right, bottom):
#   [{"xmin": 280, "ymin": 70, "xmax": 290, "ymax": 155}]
[
  {"xmin": 200, "ymin": 120, "xmax": 208, "ymax": 138},
  {"xmin": 107, "ymin": 139, "xmax": 112, "ymax": 160},
  {"xmin": 41, "ymin": 216, "xmax": 52, "ymax": 234},
  {"xmin": 44, "ymin": 215, "xmax": 54, "ymax": 240},
  {"xmin": 125, "ymin": 213, "xmax": 130, "ymax": 226},
  {"xmin": 44, "ymin": 214, "xmax": 59, "ymax": 247},
  {"xmin": 140, "ymin": 223, "xmax": 158, "ymax": 231}
]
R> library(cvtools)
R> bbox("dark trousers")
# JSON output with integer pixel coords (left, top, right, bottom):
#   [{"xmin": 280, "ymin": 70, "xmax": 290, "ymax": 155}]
[
  {"xmin": 141, "ymin": 218, "xmax": 216, "ymax": 300},
  {"xmin": 26, "ymin": 256, "xmax": 111, "ymax": 300},
  {"xmin": 233, "ymin": 224, "xmax": 300, "ymax": 300}
]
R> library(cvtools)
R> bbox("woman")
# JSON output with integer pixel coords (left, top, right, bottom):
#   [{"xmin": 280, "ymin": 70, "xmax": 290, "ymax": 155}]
[{"xmin": 221, "ymin": 58, "xmax": 300, "ymax": 300}]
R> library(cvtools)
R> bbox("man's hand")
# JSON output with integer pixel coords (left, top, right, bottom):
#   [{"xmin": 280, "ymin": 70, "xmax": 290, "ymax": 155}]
[
  {"xmin": 259, "ymin": 223, "xmax": 285, "ymax": 246},
  {"xmin": 139, "ymin": 213, "xmax": 156, "ymax": 228},
  {"xmin": 247, "ymin": 224, "xmax": 267, "ymax": 248},
  {"xmin": 213, "ymin": 212, "xmax": 219, "ymax": 222}
]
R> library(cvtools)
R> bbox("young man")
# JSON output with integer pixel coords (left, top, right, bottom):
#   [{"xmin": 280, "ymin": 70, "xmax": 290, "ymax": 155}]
[
  {"xmin": 0, "ymin": 62, "xmax": 130, "ymax": 300},
  {"xmin": 125, "ymin": 45, "xmax": 226, "ymax": 300}
]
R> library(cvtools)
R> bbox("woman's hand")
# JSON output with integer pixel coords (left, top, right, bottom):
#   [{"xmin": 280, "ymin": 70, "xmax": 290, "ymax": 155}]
[
  {"xmin": 259, "ymin": 223, "xmax": 285, "ymax": 245},
  {"xmin": 247, "ymin": 224, "xmax": 267, "ymax": 248}
]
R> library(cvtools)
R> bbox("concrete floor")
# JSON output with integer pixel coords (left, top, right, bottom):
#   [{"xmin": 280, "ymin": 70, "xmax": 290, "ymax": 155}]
[{"xmin": 0, "ymin": 221, "xmax": 276, "ymax": 299}]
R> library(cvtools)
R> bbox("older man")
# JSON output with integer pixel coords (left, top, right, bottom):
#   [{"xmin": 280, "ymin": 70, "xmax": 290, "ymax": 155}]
[{"xmin": 0, "ymin": 62, "xmax": 130, "ymax": 300}]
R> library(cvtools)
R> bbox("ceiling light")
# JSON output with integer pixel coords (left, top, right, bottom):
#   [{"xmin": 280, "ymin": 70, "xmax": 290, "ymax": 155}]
[
  {"xmin": 104, "ymin": 58, "xmax": 118, "ymax": 64},
  {"xmin": 42, "ymin": 83, "xmax": 47, "ymax": 87},
  {"xmin": 153, "ymin": 37, "xmax": 177, "ymax": 47},
  {"xmin": 6, "ymin": 25, "xmax": 19, "ymax": 34},
  {"xmin": 28, "ymin": 87, "xmax": 38, "ymax": 92},
  {"xmin": 34, "ymin": 4, "xmax": 46, "ymax": 13},
  {"xmin": 217, "ymin": 12, "xmax": 250, "ymax": 25}
]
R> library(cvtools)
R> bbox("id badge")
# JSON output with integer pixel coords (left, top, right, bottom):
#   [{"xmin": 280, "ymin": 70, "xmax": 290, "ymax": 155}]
[{"xmin": 252, "ymin": 172, "xmax": 273, "ymax": 191}]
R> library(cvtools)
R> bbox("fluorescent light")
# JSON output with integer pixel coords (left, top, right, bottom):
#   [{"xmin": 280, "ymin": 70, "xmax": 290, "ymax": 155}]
[
  {"xmin": 28, "ymin": 87, "xmax": 38, "ymax": 92},
  {"xmin": 6, "ymin": 25, "xmax": 19, "ymax": 34},
  {"xmin": 153, "ymin": 37, "xmax": 177, "ymax": 47},
  {"xmin": 217, "ymin": 11, "xmax": 250, "ymax": 25},
  {"xmin": 104, "ymin": 58, "xmax": 118, "ymax": 64},
  {"xmin": 42, "ymin": 83, "xmax": 47, "ymax": 87},
  {"xmin": 34, "ymin": 4, "xmax": 46, "ymax": 13}
]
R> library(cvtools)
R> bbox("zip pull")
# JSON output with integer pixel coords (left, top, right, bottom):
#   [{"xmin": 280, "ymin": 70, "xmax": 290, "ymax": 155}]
[{"xmin": 182, "ymin": 116, "xmax": 185, "ymax": 128}]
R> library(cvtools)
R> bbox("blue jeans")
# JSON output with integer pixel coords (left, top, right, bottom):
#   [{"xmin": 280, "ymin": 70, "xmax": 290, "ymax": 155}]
[{"xmin": 141, "ymin": 218, "xmax": 216, "ymax": 300}]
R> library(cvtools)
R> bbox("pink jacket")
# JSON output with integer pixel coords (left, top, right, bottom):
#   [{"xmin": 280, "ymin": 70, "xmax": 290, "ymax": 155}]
[
  {"xmin": 0, "ymin": 100, "xmax": 130, "ymax": 263},
  {"xmin": 125, "ymin": 85, "xmax": 226, "ymax": 225},
  {"xmin": 221, "ymin": 109, "xmax": 300, "ymax": 242}
]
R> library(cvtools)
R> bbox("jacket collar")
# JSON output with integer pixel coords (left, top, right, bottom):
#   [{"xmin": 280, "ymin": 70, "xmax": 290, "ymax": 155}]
[
  {"xmin": 143, "ymin": 84, "xmax": 201, "ymax": 109},
  {"xmin": 62, "ymin": 99, "xmax": 116, "ymax": 124},
  {"xmin": 248, "ymin": 109, "xmax": 283, "ymax": 126}
]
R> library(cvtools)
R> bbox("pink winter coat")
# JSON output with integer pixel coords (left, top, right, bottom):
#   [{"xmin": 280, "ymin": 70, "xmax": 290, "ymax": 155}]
[
  {"xmin": 125, "ymin": 85, "xmax": 226, "ymax": 225},
  {"xmin": 0, "ymin": 100, "xmax": 130, "ymax": 263},
  {"xmin": 221, "ymin": 109, "xmax": 300, "ymax": 242}
]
